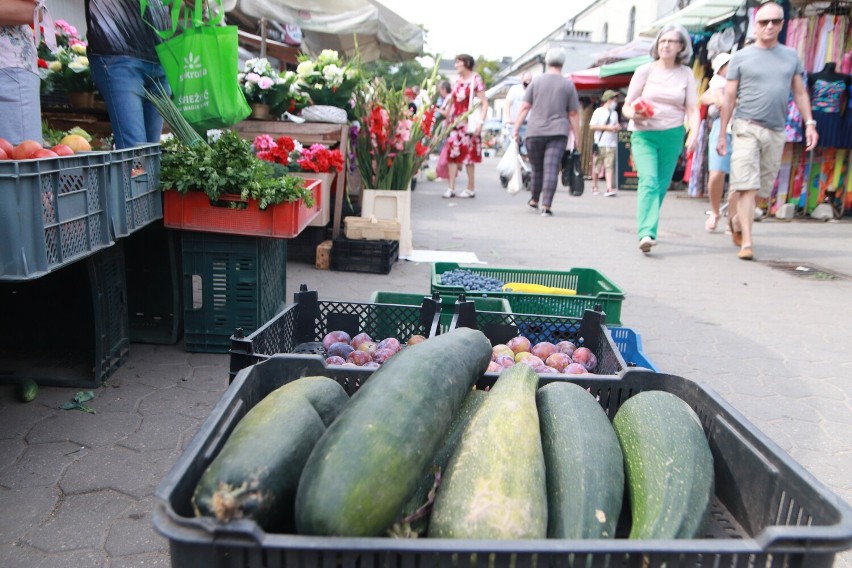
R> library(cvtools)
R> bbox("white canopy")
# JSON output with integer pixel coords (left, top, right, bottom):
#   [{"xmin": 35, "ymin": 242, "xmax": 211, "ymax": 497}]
[{"xmin": 237, "ymin": 0, "xmax": 424, "ymax": 61}]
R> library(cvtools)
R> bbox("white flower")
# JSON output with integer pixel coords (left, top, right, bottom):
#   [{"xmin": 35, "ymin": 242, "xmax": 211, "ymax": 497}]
[
  {"xmin": 296, "ymin": 61, "xmax": 315, "ymax": 77},
  {"xmin": 68, "ymin": 59, "xmax": 87, "ymax": 72},
  {"xmin": 237, "ymin": 72, "xmax": 246, "ymax": 82},
  {"xmin": 71, "ymin": 43, "xmax": 87, "ymax": 55},
  {"xmin": 48, "ymin": 60, "xmax": 63, "ymax": 72},
  {"xmin": 322, "ymin": 64, "xmax": 343, "ymax": 88},
  {"xmin": 317, "ymin": 49, "xmax": 340, "ymax": 66}
]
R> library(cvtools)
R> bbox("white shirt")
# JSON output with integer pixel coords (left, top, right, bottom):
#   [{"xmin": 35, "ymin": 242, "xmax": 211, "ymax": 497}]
[{"xmin": 590, "ymin": 107, "xmax": 619, "ymax": 148}]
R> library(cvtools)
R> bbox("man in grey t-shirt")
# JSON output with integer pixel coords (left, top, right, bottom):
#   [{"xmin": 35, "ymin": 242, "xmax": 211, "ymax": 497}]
[{"xmin": 716, "ymin": 1, "xmax": 817, "ymax": 261}]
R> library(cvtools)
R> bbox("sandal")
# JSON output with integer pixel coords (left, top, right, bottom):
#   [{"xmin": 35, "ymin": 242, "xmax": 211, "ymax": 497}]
[
  {"xmin": 527, "ymin": 200, "xmax": 538, "ymax": 209},
  {"xmin": 459, "ymin": 189, "xmax": 476, "ymax": 198},
  {"xmin": 737, "ymin": 246, "xmax": 754, "ymax": 261},
  {"xmin": 442, "ymin": 188, "xmax": 456, "ymax": 199},
  {"xmin": 728, "ymin": 218, "xmax": 742, "ymax": 246},
  {"xmin": 705, "ymin": 213, "xmax": 719, "ymax": 232}
]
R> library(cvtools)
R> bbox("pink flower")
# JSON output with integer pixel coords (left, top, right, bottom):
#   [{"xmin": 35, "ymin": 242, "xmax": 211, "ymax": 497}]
[
  {"xmin": 253, "ymin": 135, "xmax": 275, "ymax": 152},
  {"xmin": 245, "ymin": 72, "xmax": 261, "ymax": 84},
  {"xmin": 257, "ymin": 76, "xmax": 274, "ymax": 90}
]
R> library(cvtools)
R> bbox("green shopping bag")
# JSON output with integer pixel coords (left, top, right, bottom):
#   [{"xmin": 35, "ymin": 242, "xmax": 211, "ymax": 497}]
[{"xmin": 143, "ymin": 0, "xmax": 250, "ymax": 130}]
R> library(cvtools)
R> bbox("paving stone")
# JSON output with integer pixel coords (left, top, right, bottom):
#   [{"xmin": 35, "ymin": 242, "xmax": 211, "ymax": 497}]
[
  {"xmin": 130, "ymin": 364, "xmax": 194, "ymax": 390},
  {"xmin": 108, "ymin": 551, "xmax": 171, "ymax": 568},
  {"xmin": 0, "ymin": 438, "xmax": 26, "ymax": 472},
  {"xmin": 24, "ymin": 489, "xmax": 131, "ymax": 553},
  {"xmin": 104, "ymin": 496, "xmax": 169, "ymax": 558},
  {"xmin": 0, "ymin": 542, "xmax": 43, "ymax": 568},
  {"xmin": 26, "ymin": 411, "xmax": 140, "ymax": 449},
  {"xmin": 122, "ymin": 344, "xmax": 188, "ymax": 367},
  {"xmin": 35, "ymin": 548, "xmax": 107, "ymax": 567},
  {"xmin": 119, "ymin": 413, "xmax": 201, "ymax": 452},
  {"xmin": 60, "ymin": 446, "xmax": 182, "ymax": 500},
  {"xmin": 0, "ymin": 400, "xmax": 54, "ymax": 440},
  {"xmin": 89, "ymin": 383, "xmax": 152, "ymax": 413},
  {"xmin": 137, "ymin": 386, "xmax": 222, "ymax": 420},
  {"xmin": 0, "ymin": 442, "xmax": 88, "ymax": 490},
  {"xmin": 178, "ymin": 365, "xmax": 230, "ymax": 392},
  {"xmin": 0, "ymin": 486, "xmax": 59, "ymax": 542}
]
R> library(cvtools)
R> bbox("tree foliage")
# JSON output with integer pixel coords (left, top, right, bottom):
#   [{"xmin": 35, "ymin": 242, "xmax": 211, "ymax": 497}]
[{"xmin": 360, "ymin": 59, "xmax": 430, "ymax": 91}]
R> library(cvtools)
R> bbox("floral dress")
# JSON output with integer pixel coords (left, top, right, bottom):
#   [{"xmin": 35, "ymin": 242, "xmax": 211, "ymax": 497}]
[
  {"xmin": 447, "ymin": 73, "xmax": 485, "ymax": 164},
  {"xmin": 0, "ymin": 25, "xmax": 37, "ymax": 72}
]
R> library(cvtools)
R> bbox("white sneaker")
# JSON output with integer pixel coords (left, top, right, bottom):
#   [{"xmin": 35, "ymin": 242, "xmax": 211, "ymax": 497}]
[
  {"xmin": 639, "ymin": 236, "xmax": 656, "ymax": 253},
  {"xmin": 442, "ymin": 188, "xmax": 456, "ymax": 198},
  {"xmin": 605, "ymin": 189, "xmax": 617, "ymax": 197}
]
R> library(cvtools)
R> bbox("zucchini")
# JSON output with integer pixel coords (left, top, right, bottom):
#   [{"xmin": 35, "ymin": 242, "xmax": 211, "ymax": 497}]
[
  {"xmin": 192, "ymin": 376, "xmax": 348, "ymax": 531},
  {"xmin": 537, "ymin": 382, "xmax": 623, "ymax": 539},
  {"xmin": 19, "ymin": 378, "xmax": 38, "ymax": 403},
  {"xmin": 295, "ymin": 327, "xmax": 492, "ymax": 537},
  {"xmin": 397, "ymin": 388, "xmax": 488, "ymax": 535},
  {"xmin": 428, "ymin": 364, "xmax": 547, "ymax": 539},
  {"xmin": 613, "ymin": 390, "xmax": 714, "ymax": 539}
]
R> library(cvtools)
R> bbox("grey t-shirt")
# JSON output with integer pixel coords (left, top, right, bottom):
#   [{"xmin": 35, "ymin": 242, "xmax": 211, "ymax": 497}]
[
  {"xmin": 523, "ymin": 74, "xmax": 580, "ymax": 138},
  {"xmin": 727, "ymin": 44, "xmax": 804, "ymax": 131}
]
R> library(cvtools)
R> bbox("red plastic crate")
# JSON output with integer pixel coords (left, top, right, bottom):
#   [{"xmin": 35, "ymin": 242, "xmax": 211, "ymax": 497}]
[{"xmin": 162, "ymin": 178, "xmax": 320, "ymax": 238}]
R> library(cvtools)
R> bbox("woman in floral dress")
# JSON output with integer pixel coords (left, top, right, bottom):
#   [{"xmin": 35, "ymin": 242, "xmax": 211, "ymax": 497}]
[{"xmin": 443, "ymin": 54, "xmax": 488, "ymax": 198}]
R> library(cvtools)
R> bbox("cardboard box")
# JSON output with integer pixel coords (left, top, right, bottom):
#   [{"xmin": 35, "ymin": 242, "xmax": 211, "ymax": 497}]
[
  {"xmin": 344, "ymin": 216, "xmax": 401, "ymax": 241},
  {"xmin": 315, "ymin": 239, "xmax": 332, "ymax": 270}
]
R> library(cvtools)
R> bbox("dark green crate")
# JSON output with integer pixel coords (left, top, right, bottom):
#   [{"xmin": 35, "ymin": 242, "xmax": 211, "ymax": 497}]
[
  {"xmin": 125, "ymin": 222, "xmax": 182, "ymax": 345},
  {"xmin": 182, "ymin": 233, "xmax": 286, "ymax": 353},
  {"xmin": 430, "ymin": 262, "xmax": 625, "ymax": 324},
  {"xmin": 368, "ymin": 291, "xmax": 511, "ymax": 332},
  {"xmin": 0, "ymin": 243, "xmax": 130, "ymax": 387}
]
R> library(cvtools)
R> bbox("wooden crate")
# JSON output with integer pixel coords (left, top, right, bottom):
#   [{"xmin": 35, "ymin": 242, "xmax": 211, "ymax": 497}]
[
  {"xmin": 315, "ymin": 239, "xmax": 332, "ymax": 270},
  {"xmin": 344, "ymin": 216, "xmax": 401, "ymax": 240}
]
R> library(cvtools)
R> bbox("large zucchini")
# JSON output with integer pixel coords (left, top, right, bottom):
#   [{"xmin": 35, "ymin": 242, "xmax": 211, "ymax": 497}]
[
  {"xmin": 537, "ymin": 381, "xmax": 623, "ymax": 539},
  {"xmin": 428, "ymin": 364, "xmax": 547, "ymax": 539},
  {"xmin": 192, "ymin": 376, "xmax": 348, "ymax": 531},
  {"xmin": 397, "ymin": 388, "xmax": 488, "ymax": 535},
  {"xmin": 612, "ymin": 390, "xmax": 714, "ymax": 539},
  {"xmin": 295, "ymin": 327, "xmax": 492, "ymax": 537}
]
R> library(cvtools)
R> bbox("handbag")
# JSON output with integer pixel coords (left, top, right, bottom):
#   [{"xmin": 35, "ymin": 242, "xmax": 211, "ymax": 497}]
[
  {"xmin": 565, "ymin": 150, "xmax": 585, "ymax": 196},
  {"xmin": 465, "ymin": 75, "xmax": 483, "ymax": 132},
  {"xmin": 144, "ymin": 0, "xmax": 250, "ymax": 131}
]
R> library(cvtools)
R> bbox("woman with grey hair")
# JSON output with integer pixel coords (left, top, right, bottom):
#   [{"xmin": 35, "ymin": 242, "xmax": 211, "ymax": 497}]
[
  {"xmin": 512, "ymin": 47, "xmax": 581, "ymax": 216},
  {"xmin": 622, "ymin": 24, "xmax": 700, "ymax": 253}
]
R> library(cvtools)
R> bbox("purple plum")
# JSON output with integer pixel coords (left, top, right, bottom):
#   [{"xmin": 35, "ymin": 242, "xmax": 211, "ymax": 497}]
[
  {"xmin": 322, "ymin": 330, "xmax": 351, "ymax": 350},
  {"xmin": 328, "ymin": 341, "xmax": 355, "ymax": 359},
  {"xmin": 347, "ymin": 350, "xmax": 372, "ymax": 366},
  {"xmin": 372, "ymin": 348, "xmax": 396, "ymax": 364},
  {"xmin": 572, "ymin": 347, "xmax": 597, "ymax": 372},
  {"xmin": 325, "ymin": 355, "xmax": 346, "ymax": 366},
  {"xmin": 545, "ymin": 352, "xmax": 572, "ymax": 372},
  {"xmin": 377, "ymin": 337, "xmax": 402, "ymax": 354},
  {"xmin": 350, "ymin": 332, "xmax": 373, "ymax": 350},
  {"xmin": 564, "ymin": 362, "xmax": 588, "ymax": 374},
  {"xmin": 555, "ymin": 341, "xmax": 577, "ymax": 357}
]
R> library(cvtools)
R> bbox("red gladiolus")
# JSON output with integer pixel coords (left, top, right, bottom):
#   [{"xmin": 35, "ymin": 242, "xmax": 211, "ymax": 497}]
[
  {"xmin": 415, "ymin": 142, "xmax": 429, "ymax": 157},
  {"xmin": 421, "ymin": 106, "xmax": 436, "ymax": 137}
]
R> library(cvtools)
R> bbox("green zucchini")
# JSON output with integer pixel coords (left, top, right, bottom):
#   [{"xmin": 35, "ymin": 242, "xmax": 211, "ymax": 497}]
[
  {"xmin": 19, "ymin": 378, "xmax": 38, "ymax": 403},
  {"xmin": 537, "ymin": 381, "xmax": 623, "ymax": 539},
  {"xmin": 397, "ymin": 388, "xmax": 488, "ymax": 535},
  {"xmin": 613, "ymin": 390, "xmax": 714, "ymax": 539},
  {"xmin": 428, "ymin": 364, "xmax": 547, "ymax": 539},
  {"xmin": 192, "ymin": 376, "xmax": 348, "ymax": 531},
  {"xmin": 295, "ymin": 327, "xmax": 492, "ymax": 537}
]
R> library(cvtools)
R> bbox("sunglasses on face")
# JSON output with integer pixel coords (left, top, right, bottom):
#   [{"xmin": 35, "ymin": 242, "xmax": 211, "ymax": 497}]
[{"xmin": 756, "ymin": 18, "xmax": 783, "ymax": 26}]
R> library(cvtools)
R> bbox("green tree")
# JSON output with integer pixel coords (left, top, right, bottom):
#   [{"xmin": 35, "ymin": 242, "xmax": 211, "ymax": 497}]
[
  {"xmin": 361, "ymin": 59, "xmax": 430, "ymax": 91},
  {"xmin": 475, "ymin": 57, "xmax": 501, "ymax": 89}
]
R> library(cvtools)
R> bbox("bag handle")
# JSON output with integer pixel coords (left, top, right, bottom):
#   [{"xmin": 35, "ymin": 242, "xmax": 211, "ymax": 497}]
[
  {"xmin": 140, "ymin": 0, "xmax": 226, "ymax": 40},
  {"xmin": 33, "ymin": 0, "xmax": 56, "ymax": 51}
]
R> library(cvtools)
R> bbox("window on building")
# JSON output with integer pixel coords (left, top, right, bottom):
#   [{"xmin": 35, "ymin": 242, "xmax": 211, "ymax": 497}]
[{"xmin": 602, "ymin": 22, "xmax": 608, "ymax": 43}]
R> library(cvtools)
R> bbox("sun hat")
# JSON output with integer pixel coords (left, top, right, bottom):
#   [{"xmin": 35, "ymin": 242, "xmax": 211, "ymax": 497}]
[
  {"xmin": 602, "ymin": 89, "xmax": 619, "ymax": 102},
  {"xmin": 711, "ymin": 52, "xmax": 732, "ymax": 73}
]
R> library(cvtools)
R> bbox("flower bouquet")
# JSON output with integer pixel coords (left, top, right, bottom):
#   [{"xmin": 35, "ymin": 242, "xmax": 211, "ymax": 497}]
[
  {"xmin": 238, "ymin": 58, "xmax": 283, "ymax": 106},
  {"xmin": 38, "ymin": 19, "xmax": 94, "ymax": 95},
  {"xmin": 296, "ymin": 49, "xmax": 361, "ymax": 116},
  {"xmin": 352, "ymin": 68, "xmax": 458, "ymax": 191},
  {"xmin": 253, "ymin": 135, "xmax": 344, "ymax": 174}
]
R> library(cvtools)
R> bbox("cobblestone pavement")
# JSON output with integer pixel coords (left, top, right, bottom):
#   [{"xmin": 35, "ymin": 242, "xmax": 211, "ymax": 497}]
[{"xmin": 1, "ymin": 155, "xmax": 850, "ymax": 566}]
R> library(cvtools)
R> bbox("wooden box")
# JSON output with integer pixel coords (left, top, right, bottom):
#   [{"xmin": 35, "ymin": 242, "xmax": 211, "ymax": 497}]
[
  {"xmin": 315, "ymin": 239, "xmax": 332, "ymax": 270},
  {"xmin": 344, "ymin": 216, "xmax": 401, "ymax": 241}
]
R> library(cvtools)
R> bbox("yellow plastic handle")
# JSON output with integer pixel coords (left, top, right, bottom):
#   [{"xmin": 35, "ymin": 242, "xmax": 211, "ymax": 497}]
[{"xmin": 502, "ymin": 282, "xmax": 577, "ymax": 295}]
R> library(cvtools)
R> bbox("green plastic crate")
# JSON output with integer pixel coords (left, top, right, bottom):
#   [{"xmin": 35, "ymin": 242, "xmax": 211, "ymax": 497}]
[
  {"xmin": 368, "ymin": 291, "xmax": 511, "ymax": 332},
  {"xmin": 182, "ymin": 233, "xmax": 286, "ymax": 353},
  {"xmin": 430, "ymin": 262, "xmax": 625, "ymax": 324}
]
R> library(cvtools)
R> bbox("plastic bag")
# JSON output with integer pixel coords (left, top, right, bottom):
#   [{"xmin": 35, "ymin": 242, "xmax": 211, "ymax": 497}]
[
  {"xmin": 497, "ymin": 139, "xmax": 518, "ymax": 179},
  {"xmin": 436, "ymin": 143, "xmax": 450, "ymax": 179},
  {"xmin": 507, "ymin": 154, "xmax": 522, "ymax": 195}
]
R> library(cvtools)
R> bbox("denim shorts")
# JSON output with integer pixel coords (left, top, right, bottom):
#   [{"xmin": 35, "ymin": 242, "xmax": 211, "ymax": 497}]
[{"xmin": 0, "ymin": 68, "xmax": 42, "ymax": 144}]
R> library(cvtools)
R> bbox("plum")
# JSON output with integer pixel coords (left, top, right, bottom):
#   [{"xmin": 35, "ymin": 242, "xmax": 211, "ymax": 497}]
[
  {"xmin": 492, "ymin": 344, "xmax": 514, "ymax": 360},
  {"xmin": 322, "ymin": 330, "xmax": 351, "ymax": 350},
  {"xmin": 372, "ymin": 348, "xmax": 396, "ymax": 364},
  {"xmin": 347, "ymin": 350, "xmax": 372, "ymax": 366},
  {"xmin": 325, "ymin": 355, "xmax": 346, "ymax": 366},
  {"xmin": 356, "ymin": 341, "xmax": 378, "ymax": 355},
  {"xmin": 534, "ymin": 364, "xmax": 559, "ymax": 374},
  {"xmin": 407, "ymin": 334, "xmax": 427, "ymax": 346},
  {"xmin": 506, "ymin": 336, "xmax": 532, "ymax": 355},
  {"xmin": 328, "ymin": 342, "xmax": 355, "ymax": 359},
  {"xmin": 486, "ymin": 361, "xmax": 501, "ymax": 372},
  {"xmin": 350, "ymin": 332, "xmax": 373, "ymax": 350},
  {"xmin": 495, "ymin": 354, "xmax": 515, "ymax": 368},
  {"xmin": 377, "ymin": 337, "xmax": 402, "ymax": 353},
  {"xmin": 518, "ymin": 355, "xmax": 544, "ymax": 368},
  {"xmin": 572, "ymin": 347, "xmax": 597, "ymax": 372},
  {"xmin": 564, "ymin": 362, "xmax": 588, "ymax": 374},
  {"xmin": 362, "ymin": 361, "xmax": 381, "ymax": 368},
  {"xmin": 555, "ymin": 341, "xmax": 577, "ymax": 356},
  {"xmin": 531, "ymin": 341, "xmax": 558, "ymax": 361},
  {"xmin": 545, "ymin": 352, "xmax": 572, "ymax": 372}
]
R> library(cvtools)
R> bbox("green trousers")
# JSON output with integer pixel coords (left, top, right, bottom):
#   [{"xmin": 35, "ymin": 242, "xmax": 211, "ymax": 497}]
[{"xmin": 630, "ymin": 127, "xmax": 685, "ymax": 240}]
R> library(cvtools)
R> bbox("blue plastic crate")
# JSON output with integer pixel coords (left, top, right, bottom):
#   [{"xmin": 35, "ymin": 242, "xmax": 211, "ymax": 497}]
[
  {"xmin": 609, "ymin": 326, "xmax": 657, "ymax": 371},
  {"xmin": 0, "ymin": 152, "xmax": 113, "ymax": 280},
  {"xmin": 107, "ymin": 143, "xmax": 162, "ymax": 239}
]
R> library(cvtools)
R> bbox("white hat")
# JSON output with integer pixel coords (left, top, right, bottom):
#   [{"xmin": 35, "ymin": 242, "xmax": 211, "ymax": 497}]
[{"xmin": 712, "ymin": 52, "xmax": 732, "ymax": 73}]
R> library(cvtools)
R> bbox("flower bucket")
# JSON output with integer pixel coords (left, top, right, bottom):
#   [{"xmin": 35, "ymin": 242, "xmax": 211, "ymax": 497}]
[
  {"xmin": 68, "ymin": 91, "xmax": 95, "ymax": 109},
  {"xmin": 249, "ymin": 103, "xmax": 271, "ymax": 120}
]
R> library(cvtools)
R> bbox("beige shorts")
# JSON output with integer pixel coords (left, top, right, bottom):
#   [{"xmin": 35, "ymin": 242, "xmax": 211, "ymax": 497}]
[
  {"xmin": 593, "ymin": 146, "xmax": 616, "ymax": 172},
  {"xmin": 729, "ymin": 118, "xmax": 786, "ymax": 197}
]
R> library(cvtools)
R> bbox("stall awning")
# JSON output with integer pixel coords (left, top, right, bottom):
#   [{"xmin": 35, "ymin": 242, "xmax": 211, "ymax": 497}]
[
  {"xmin": 599, "ymin": 55, "xmax": 652, "ymax": 77},
  {"xmin": 641, "ymin": 0, "xmax": 744, "ymax": 35}
]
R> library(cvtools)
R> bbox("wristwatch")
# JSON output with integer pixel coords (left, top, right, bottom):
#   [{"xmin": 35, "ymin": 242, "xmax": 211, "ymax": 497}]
[{"xmin": 805, "ymin": 119, "xmax": 817, "ymax": 127}]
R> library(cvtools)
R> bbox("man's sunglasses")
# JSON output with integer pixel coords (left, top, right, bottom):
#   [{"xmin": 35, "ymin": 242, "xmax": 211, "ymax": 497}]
[{"xmin": 756, "ymin": 18, "xmax": 783, "ymax": 26}]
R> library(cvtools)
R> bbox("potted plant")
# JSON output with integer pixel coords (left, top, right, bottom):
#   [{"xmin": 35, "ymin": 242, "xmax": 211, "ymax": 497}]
[
  {"xmin": 238, "ymin": 58, "xmax": 287, "ymax": 120},
  {"xmin": 296, "ymin": 49, "xmax": 361, "ymax": 119},
  {"xmin": 253, "ymin": 134, "xmax": 345, "ymax": 227},
  {"xmin": 38, "ymin": 19, "xmax": 94, "ymax": 104}
]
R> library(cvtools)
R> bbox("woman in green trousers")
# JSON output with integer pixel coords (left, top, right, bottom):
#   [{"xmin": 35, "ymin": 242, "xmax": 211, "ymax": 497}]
[{"xmin": 622, "ymin": 24, "xmax": 700, "ymax": 254}]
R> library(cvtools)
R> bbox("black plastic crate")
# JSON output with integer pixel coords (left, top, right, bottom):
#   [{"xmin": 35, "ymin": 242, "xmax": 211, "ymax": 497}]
[
  {"xmin": 181, "ymin": 232, "xmax": 286, "ymax": 353},
  {"xmin": 330, "ymin": 237, "xmax": 398, "ymax": 274},
  {"xmin": 125, "ymin": 222, "xmax": 182, "ymax": 345},
  {"xmin": 154, "ymin": 360, "xmax": 852, "ymax": 568},
  {"xmin": 0, "ymin": 243, "xmax": 130, "ymax": 387},
  {"xmin": 286, "ymin": 225, "xmax": 328, "ymax": 263},
  {"xmin": 228, "ymin": 286, "xmax": 442, "ymax": 382},
  {"xmin": 450, "ymin": 301, "xmax": 627, "ymax": 376}
]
